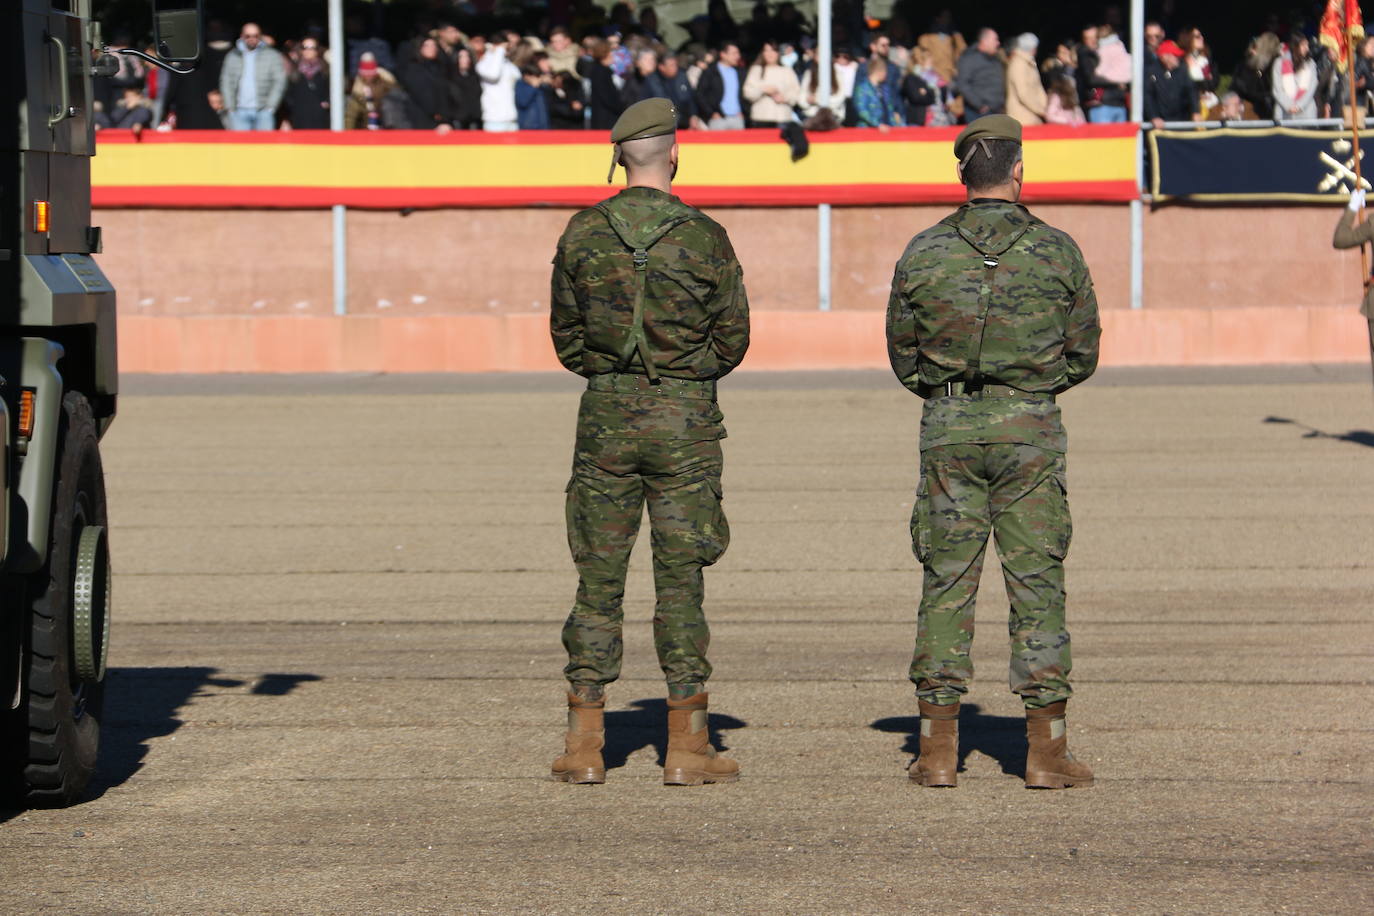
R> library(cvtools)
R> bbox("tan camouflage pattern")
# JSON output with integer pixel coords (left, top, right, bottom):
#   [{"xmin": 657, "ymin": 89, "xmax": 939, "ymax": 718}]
[
  {"xmin": 886, "ymin": 200, "xmax": 1100, "ymax": 452},
  {"xmin": 909, "ymin": 444, "xmax": 1073, "ymax": 708},
  {"xmin": 562, "ymin": 437, "xmax": 728, "ymax": 690},
  {"xmin": 552, "ymin": 186, "xmax": 748, "ymax": 695},
  {"xmin": 888, "ymin": 199, "xmax": 1098, "ymax": 709}
]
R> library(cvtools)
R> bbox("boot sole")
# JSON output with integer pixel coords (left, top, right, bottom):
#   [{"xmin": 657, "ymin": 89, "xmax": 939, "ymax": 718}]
[
  {"xmin": 909, "ymin": 772, "xmax": 958, "ymax": 787},
  {"xmin": 1025, "ymin": 773, "xmax": 1094, "ymax": 789},
  {"xmin": 551, "ymin": 767, "xmax": 606, "ymax": 785},
  {"xmin": 663, "ymin": 768, "xmax": 739, "ymax": 786}
]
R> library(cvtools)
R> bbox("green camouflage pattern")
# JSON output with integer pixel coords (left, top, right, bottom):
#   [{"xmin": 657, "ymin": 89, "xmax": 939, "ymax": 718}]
[
  {"xmin": 550, "ymin": 186, "xmax": 749, "ymax": 383},
  {"xmin": 886, "ymin": 200, "xmax": 1100, "ymax": 452},
  {"xmin": 576, "ymin": 374, "xmax": 726, "ymax": 440},
  {"xmin": 909, "ymin": 444, "xmax": 1073, "ymax": 709},
  {"xmin": 552, "ymin": 186, "xmax": 748, "ymax": 695},
  {"xmin": 919, "ymin": 393, "xmax": 1067, "ymax": 454},
  {"xmin": 890, "ymin": 199, "xmax": 1096, "ymax": 709},
  {"xmin": 562, "ymin": 436, "xmax": 728, "ymax": 690}
]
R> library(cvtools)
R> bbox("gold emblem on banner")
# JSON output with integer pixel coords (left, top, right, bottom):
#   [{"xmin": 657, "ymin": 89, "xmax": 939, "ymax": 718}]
[{"xmin": 1318, "ymin": 138, "xmax": 1372, "ymax": 192}]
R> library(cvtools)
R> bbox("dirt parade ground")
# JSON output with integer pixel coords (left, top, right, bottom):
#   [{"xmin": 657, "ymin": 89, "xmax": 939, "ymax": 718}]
[{"xmin": 0, "ymin": 366, "xmax": 1370, "ymax": 914}]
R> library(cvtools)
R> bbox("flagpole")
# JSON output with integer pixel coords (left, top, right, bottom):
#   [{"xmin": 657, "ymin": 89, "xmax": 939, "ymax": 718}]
[
  {"xmin": 1349, "ymin": 23, "xmax": 1368, "ymax": 286},
  {"xmin": 1352, "ymin": 19, "xmax": 1374, "ymax": 400}
]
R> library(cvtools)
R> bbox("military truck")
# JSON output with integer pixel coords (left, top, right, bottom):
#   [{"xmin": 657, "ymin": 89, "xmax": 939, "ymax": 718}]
[{"xmin": 2, "ymin": 0, "xmax": 200, "ymax": 807}]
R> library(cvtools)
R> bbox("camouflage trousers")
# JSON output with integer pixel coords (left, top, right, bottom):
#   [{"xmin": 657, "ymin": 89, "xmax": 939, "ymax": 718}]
[
  {"xmin": 909, "ymin": 443, "xmax": 1074, "ymax": 709},
  {"xmin": 562, "ymin": 436, "xmax": 729, "ymax": 694}
]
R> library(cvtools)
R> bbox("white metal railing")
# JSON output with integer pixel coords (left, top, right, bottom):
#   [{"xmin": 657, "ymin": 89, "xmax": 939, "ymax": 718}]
[{"xmin": 1145, "ymin": 118, "xmax": 1350, "ymax": 130}]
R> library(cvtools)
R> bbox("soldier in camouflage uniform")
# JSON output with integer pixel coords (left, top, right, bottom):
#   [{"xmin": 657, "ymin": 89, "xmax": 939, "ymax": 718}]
[
  {"xmin": 547, "ymin": 99, "xmax": 749, "ymax": 787},
  {"xmin": 886, "ymin": 115, "xmax": 1099, "ymax": 789}
]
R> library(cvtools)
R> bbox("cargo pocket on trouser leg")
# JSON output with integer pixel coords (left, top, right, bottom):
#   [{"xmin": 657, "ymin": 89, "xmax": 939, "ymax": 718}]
[
  {"xmin": 699, "ymin": 477, "xmax": 730, "ymax": 566},
  {"xmin": 564, "ymin": 477, "xmax": 584, "ymax": 563},
  {"xmin": 563, "ymin": 471, "xmax": 644, "ymax": 686},
  {"xmin": 1050, "ymin": 459, "xmax": 1072, "ymax": 561},
  {"xmin": 910, "ymin": 474, "xmax": 931, "ymax": 564},
  {"xmin": 564, "ymin": 473, "xmax": 643, "ymax": 599},
  {"xmin": 646, "ymin": 472, "xmax": 724, "ymax": 687}
]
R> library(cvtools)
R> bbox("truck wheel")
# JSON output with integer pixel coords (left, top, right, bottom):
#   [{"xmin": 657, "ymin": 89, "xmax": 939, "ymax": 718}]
[{"xmin": 2, "ymin": 392, "xmax": 110, "ymax": 807}]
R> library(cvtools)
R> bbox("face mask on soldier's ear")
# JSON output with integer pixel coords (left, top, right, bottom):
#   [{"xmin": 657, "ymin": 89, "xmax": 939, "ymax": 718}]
[{"xmin": 780, "ymin": 51, "xmax": 799, "ymax": 69}]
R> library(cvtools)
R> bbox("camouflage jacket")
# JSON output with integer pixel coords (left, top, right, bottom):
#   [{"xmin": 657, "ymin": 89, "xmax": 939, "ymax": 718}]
[
  {"xmin": 886, "ymin": 200, "xmax": 1100, "ymax": 452},
  {"xmin": 551, "ymin": 187, "xmax": 750, "ymax": 439}
]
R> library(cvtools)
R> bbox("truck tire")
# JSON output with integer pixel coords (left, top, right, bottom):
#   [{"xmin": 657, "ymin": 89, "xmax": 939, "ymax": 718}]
[{"xmin": 1, "ymin": 392, "xmax": 110, "ymax": 807}]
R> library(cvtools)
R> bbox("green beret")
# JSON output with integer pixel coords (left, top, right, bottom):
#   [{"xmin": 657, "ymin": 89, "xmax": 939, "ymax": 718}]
[
  {"xmin": 953, "ymin": 114, "xmax": 1023, "ymax": 164},
  {"xmin": 610, "ymin": 98, "xmax": 678, "ymax": 143},
  {"xmin": 607, "ymin": 99, "xmax": 678, "ymax": 182}
]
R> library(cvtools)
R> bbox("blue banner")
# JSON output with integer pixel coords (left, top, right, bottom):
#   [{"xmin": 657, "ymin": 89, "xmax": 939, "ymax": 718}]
[{"xmin": 1149, "ymin": 127, "xmax": 1374, "ymax": 202}]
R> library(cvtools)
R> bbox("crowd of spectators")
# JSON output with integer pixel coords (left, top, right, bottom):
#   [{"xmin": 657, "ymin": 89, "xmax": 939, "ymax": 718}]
[{"xmin": 93, "ymin": 3, "xmax": 1374, "ymax": 135}]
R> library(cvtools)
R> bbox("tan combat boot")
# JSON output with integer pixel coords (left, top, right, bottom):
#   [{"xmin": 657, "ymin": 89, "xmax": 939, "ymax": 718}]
[
  {"xmin": 663, "ymin": 693, "xmax": 740, "ymax": 786},
  {"xmin": 550, "ymin": 691, "xmax": 606, "ymax": 784},
  {"xmin": 1025, "ymin": 701, "xmax": 1095, "ymax": 789},
  {"xmin": 908, "ymin": 699, "xmax": 959, "ymax": 787}
]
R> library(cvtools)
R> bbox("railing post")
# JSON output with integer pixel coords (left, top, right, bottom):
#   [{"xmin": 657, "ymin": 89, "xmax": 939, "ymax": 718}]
[
  {"xmin": 329, "ymin": 0, "xmax": 347, "ymax": 316},
  {"xmin": 1130, "ymin": 0, "xmax": 1145, "ymax": 310},
  {"xmin": 817, "ymin": 0, "xmax": 833, "ymax": 313},
  {"xmin": 818, "ymin": 204, "xmax": 832, "ymax": 312}
]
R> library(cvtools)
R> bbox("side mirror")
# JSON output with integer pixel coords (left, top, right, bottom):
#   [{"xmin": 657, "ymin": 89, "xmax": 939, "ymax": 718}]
[
  {"xmin": 91, "ymin": 53, "xmax": 121, "ymax": 78},
  {"xmin": 152, "ymin": 0, "xmax": 203, "ymax": 65}
]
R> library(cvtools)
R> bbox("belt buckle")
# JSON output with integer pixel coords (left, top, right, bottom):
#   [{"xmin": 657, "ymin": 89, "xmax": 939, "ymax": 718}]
[{"xmin": 943, "ymin": 381, "xmax": 957, "ymax": 397}]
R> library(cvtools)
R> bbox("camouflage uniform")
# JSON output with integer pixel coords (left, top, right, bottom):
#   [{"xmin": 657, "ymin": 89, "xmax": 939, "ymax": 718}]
[
  {"xmin": 887, "ymin": 199, "xmax": 1100, "ymax": 709},
  {"xmin": 551, "ymin": 186, "xmax": 749, "ymax": 698}
]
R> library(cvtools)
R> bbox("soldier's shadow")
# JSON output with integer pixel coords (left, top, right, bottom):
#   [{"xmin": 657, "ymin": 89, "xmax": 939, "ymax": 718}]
[
  {"xmin": 870, "ymin": 704, "xmax": 1026, "ymax": 778},
  {"xmin": 603, "ymin": 699, "xmax": 746, "ymax": 769},
  {"xmin": 1264, "ymin": 416, "xmax": 1374, "ymax": 448}
]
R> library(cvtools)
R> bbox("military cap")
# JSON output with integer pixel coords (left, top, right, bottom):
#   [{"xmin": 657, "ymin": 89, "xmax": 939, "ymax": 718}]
[
  {"xmin": 608, "ymin": 98, "xmax": 678, "ymax": 182},
  {"xmin": 953, "ymin": 114, "xmax": 1023, "ymax": 174}
]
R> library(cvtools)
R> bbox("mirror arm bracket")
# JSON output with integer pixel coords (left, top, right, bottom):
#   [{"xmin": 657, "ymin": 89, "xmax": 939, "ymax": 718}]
[{"xmin": 106, "ymin": 46, "xmax": 198, "ymax": 75}]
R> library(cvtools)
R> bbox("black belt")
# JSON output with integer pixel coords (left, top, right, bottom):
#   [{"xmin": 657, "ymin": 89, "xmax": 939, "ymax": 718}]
[
  {"xmin": 920, "ymin": 380, "xmax": 1054, "ymax": 401},
  {"xmin": 587, "ymin": 372, "xmax": 717, "ymax": 400}
]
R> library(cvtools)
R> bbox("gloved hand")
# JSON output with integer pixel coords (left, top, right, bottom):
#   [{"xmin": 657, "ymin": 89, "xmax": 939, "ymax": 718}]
[{"xmin": 1349, "ymin": 188, "xmax": 1367, "ymax": 212}]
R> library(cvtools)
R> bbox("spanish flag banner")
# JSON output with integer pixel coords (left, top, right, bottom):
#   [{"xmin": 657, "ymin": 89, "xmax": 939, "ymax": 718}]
[
  {"xmin": 1320, "ymin": 0, "xmax": 1365, "ymax": 73},
  {"xmin": 91, "ymin": 125, "xmax": 1138, "ymax": 209}
]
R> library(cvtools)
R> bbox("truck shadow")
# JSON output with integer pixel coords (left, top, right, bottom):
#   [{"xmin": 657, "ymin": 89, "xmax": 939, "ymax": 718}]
[
  {"xmin": 870, "ymin": 704, "xmax": 1026, "ymax": 778},
  {"xmin": 84, "ymin": 667, "xmax": 322, "ymax": 801},
  {"xmin": 1264, "ymin": 416, "xmax": 1374, "ymax": 448},
  {"xmin": 602, "ymin": 699, "xmax": 746, "ymax": 769}
]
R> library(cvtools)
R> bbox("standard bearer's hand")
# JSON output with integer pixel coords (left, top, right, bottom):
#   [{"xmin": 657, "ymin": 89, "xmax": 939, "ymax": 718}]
[{"xmin": 1349, "ymin": 188, "xmax": 1367, "ymax": 212}]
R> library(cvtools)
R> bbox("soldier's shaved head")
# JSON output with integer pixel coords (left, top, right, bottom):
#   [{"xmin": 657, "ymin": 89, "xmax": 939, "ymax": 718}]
[{"xmin": 619, "ymin": 134, "xmax": 676, "ymax": 171}]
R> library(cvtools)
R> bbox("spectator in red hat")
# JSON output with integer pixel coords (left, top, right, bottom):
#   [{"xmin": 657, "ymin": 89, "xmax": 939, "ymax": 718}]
[
  {"xmin": 345, "ymin": 52, "xmax": 400, "ymax": 129},
  {"xmin": 1145, "ymin": 39, "xmax": 1200, "ymax": 127}
]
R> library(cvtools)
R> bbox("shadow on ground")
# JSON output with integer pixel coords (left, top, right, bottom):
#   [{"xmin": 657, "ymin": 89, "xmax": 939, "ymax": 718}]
[
  {"xmin": 1264, "ymin": 416, "xmax": 1374, "ymax": 448},
  {"xmin": 84, "ymin": 667, "xmax": 322, "ymax": 801},
  {"xmin": 871, "ymin": 704, "xmax": 1026, "ymax": 777},
  {"xmin": 603, "ymin": 699, "xmax": 746, "ymax": 769}
]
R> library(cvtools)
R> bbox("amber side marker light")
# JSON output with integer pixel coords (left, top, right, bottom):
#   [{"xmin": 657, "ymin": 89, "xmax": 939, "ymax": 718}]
[
  {"xmin": 33, "ymin": 200, "xmax": 49, "ymax": 234},
  {"xmin": 18, "ymin": 390, "xmax": 36, "ymax": 440}
]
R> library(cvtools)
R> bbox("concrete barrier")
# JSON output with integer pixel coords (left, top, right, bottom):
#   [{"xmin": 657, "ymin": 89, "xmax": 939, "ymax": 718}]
[
  {"xmin": 117, "ymin": 306, "xmax": 1370, "ymax": 373},
  {"xmin": 99, "ymin": 203, "xmax": 1371, "ymax": 372}
]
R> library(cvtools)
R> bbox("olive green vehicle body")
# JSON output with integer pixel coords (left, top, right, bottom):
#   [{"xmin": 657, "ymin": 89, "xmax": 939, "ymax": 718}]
[
  {"xmin": 1, "ymin": 1, "xmax": 205, "ymax": 807},
  {"xmin": 4, "ymin": 0, "xmax": 120, "ymax": 583}
]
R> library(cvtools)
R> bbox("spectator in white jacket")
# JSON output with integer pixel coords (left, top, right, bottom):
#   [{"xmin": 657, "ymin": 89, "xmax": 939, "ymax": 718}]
[
  {"xmin": 743, "ymin": 41, "xmax": 801, "ymax": 127},
  {"xmin": 1271, "ymin": 34, "xmax": 1318, "ymax": 121},
  {"xmin": 476, "ymin": 38, "xmax": 520, "ymax": 131}
]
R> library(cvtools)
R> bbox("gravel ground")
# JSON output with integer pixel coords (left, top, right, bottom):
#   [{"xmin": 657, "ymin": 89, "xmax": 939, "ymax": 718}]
[{"xmin": 1, "ymin": 368, "xmax": 1371, "ymax": 915}]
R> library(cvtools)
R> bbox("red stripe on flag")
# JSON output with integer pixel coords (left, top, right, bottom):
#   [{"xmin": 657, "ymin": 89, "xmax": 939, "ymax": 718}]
[{"xmin": 92, "ymin": 180, "xmax": 1138, "ymax": 209}]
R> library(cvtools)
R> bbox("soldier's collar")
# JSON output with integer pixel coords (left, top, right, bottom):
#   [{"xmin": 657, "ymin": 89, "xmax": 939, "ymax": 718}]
[{"xmin": 620, "ymin": 185, "xmax": 679, "ymax": 200}]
